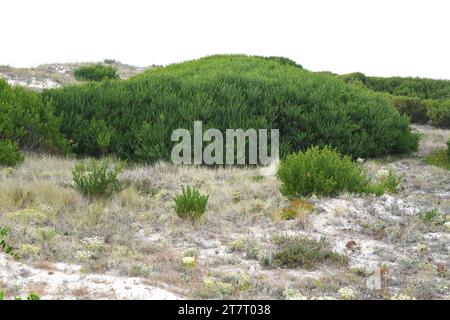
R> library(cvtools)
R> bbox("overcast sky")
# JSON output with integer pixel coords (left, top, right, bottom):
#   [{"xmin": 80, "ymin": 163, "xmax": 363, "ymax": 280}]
[{"xmin": 1, "ymin": 0, "xmax": 449, "ymax": 79}]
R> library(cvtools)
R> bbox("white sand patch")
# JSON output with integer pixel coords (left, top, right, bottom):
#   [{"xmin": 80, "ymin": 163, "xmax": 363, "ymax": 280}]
[{"xmin": 0, "ymin": 254, "xmax": 182, "ymax": 300}]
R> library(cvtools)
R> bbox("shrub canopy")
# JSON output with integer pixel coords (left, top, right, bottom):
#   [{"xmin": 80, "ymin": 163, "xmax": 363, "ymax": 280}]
[
  {"xmin": 74, "ymin": 64, "xmax": 119, "ymax": 82},
  {"xmin": 0, "ymin": 79, "xmax": 68, "ymax": 153},
  {"xmin": 44, "ymin": 55, "xmax": 418, "ymax": 162}
]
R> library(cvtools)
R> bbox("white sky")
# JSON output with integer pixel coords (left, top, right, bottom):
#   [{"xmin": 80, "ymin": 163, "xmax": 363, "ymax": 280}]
[{"xmin": 1, "ymin": 0, "xmax": 449, "ymax": 79}]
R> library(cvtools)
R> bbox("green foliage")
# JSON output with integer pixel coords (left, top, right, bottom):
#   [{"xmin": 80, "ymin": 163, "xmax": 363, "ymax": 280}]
[
  {"xmin": 174, "ymin": 186, "xmax": 209, "ymax": 220},
  {"xmin": 341, "ymin": 73, "xmax": 450, "ymax": 128},
  {"xmin": 277, "ymin": 146, "xmax": 372, "ymax": 197},
  {"xmin": 346, "ymin": 75, "xmax": 450, "ymax": 100},
  {"xmin": 0, "ymin": 227, "xmax": 14, "ymax": 256},
  {"xmin": 43, "ymin": 55, "xmax": 418, "ymax": 163},
  {"xmin": 74, "ymin": 64, "xmax": 119, "ymax": 81},
  {"xmin": 421, "ymin": 209, "xmax": 439, "ymax": 223},
  {"xmin": 447, "ymin": 139, "xmax": 450, "ymax": 158},
  {"xmin": 389, "ymin": 95, "xmax": 429, "ymax": 124},
  {"xmin": 72, "ymin": 159, "xmax": 124, "ymax": 198},
  {"xmin": 0, "ymin": 290, "xmax": 4, "ymax": 300},
  {"xmin": 426, "ymin": 99, "xmax": 450, "ymax": 128},
  {"xmin": 262, "ymin": 56, "xmax": 302, "ymax": 68},
  {"xmin": 378, "ymin": 169, "xmax": 401, "ymax": 193},
  {"xmin": 0, "ymin": 79, "xmax": 68, "ymax": 153},
  {"xmin": 425, "ymin": 149, "xmax": 450, "ymax": 170},
  {"xmin": 0, "ymin": 140, "xmax": 24, "ymax": 167},
  {"xmin": 26, "ymin": 293, "xmax": 41, "ymax": 300},
  {"xmin": 271, "ymin": 235, "xmax": 348, "ymax": 270}
]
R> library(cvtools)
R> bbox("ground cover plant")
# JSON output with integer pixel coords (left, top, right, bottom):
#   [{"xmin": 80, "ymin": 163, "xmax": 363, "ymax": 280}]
[{"xmin": 43, "ymin": 55, "xmax": 418, "ymax": 163}]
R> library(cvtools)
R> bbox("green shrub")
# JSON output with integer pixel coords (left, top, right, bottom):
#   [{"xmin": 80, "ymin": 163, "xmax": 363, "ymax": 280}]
[
  {"xmin": 0, "ymin": 79, "xmax": 68, "ymax": 153},
  {"xmin": 72, "ymin": 159, "xmax": 124, "ymax": 198},
  {"xmin": 363, "ymin": 76, "xmax": 450, "ymax": 100},
  {"xmin": 43, "ymin": 55, "xmax": 418, "ymax": 162},
  {"xmin": 341, "ymin": 72, "xmax": 367, "ymax": 84},
  {"xmin": 277, "ymin": 146, "xmax": 371, "ymax": 197},
  {"xmin": 271, "ymin": 235, "xmax": 348, "ymax": 270},
  {"xmin": 426, "ymin": 99, "xmax": 450, "ymax": 128},
  {"xmin": 0, "ymin": 140, "xmax": 24, "ymax": 167},
  {"xmin": 74, "ymin": 64, "xmax": 119, "ymax": 81},
  {"xmin": 389, "ymin": 95, "xmax": 429, "ymax": 124},
  {"xmin": 378, "ymin": 169, "xmax": 401, "ymax": 193},
  {"xmin": 174, "ymin": 186, "xmax": 208, "ymax": 220},
  {"xmin": 447, "ymin": 139, "xmax": 450, "ymax": 158}
]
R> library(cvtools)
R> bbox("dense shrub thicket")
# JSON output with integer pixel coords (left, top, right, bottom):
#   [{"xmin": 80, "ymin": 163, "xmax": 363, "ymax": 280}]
[
  {"xmin": 73, "ymin": 64, "xmax": 119, "ymax": 82},
  {"xmin": 43, "ymin": 55, "xmax": 418, "ymax": 162},
  {"xmin": 425, "ymin": 99, "xmax": 450, "ymax": 128},
  {"xmin": 342, "ymin": 72, "xmax": 450, "ymax": 128},
  {"xmin": 0, "ymin": 79, "xmax": 68, "ymax": 153},
  {"xmin": 342, "ymin": 73, "xmax": 450, "ymax": 100},
  {"xmin": 388, "ymin": 95, "xmax": 429, "ymax": 124}
]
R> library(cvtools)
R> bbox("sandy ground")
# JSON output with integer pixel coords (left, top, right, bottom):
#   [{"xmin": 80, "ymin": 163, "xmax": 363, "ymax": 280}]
[{"xmin": 0, "ymin": 253, "xmax": 182, "ymax": 300}]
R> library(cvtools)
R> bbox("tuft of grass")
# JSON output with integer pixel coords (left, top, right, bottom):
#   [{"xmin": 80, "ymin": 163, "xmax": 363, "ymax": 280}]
[
  {"xmin": 270, "ymin": 235, "xmax": 348, "ymax": 270},
  {"xmin": 174, "ymin": 186, "xmax": 208, "ymax": 220},
  {"xmin": 425, "ymin": 149, "xmax": 450, "ymax": 170},
  {"xmin": 272, "ymin": 200, "xmax": 314, "ymax": 221}
]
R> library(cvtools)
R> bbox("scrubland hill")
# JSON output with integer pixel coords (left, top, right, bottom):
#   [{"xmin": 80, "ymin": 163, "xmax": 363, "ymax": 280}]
[{"xmin": 0, "ymin": 55, "xmax": 449, "ymax": 300}]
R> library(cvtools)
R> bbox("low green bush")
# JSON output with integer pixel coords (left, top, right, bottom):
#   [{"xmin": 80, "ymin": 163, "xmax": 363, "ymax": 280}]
[
  {"xmin": 74, "ymin": 64, "xmax": 119, "ymax": 81},
  {"xmin": 0, "ymin": 79, "xmax": 68, "ymax": 153},
  {"xmin": 72, "ymin": 159, "xmax": 124, "ymax": 198},
  {"xmin": 0, "ymin": 140, "xmax": 24, "ymax": 167},
  {"xmin": 271, "ymin": 235, "xmax": 348, "ymax": 270},
  {"xmin": 277, "ymin": 146, "xmax": 371, "ymax": 197},
  {"xmin": 426, "ymin": 99, "xmax": 450, "ymax": 128},
  {"xmin": 389, "ymin": 95, "xmax": 429, "ymax": 124},
  {"xmin": 174, "ymin": 186, "xmax": 209, "ymax": 220},
  {"xmin": 277, "ymin": 146, "xmax": 400, "ymax": 197}
]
